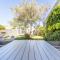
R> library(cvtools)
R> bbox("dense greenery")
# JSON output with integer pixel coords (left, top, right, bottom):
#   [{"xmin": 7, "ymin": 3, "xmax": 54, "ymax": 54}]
[
  {"xmin": 46, "ymin": 5, "xmax": 60, "ymax": 27},
  {"xmin": 45, "ymin": 4, "xmax": 60, "ymax": 41},
  {"xmin": 36, "ymin": 26, "xmax": 45, "ymax": 36},
  {"xmin": 0, "ymin": 25, "xmax": 5, "ymax": 30},
  {"xmin": 24, "ymin": 33, "xmax": 31, "ymax": 39}
]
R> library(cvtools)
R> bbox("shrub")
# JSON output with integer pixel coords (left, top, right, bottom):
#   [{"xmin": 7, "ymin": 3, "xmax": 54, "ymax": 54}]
[
  {"xmin": 36, "ymin": 26, "xmax": 45, "ymax": 36},
  {"xmin": 45, "ymin": 30, "xmax": 60, "ymax": 41},
  {"xmin": 15, "ymin": 34, "xmax": 31, "ymax": 40},
  {"xmin": 0, "ymin": 25, "xmax": 5, "ymax": 30},
  {"xmin": 24, "ymin": 33, "xmax": 31, "ymax": 39}
]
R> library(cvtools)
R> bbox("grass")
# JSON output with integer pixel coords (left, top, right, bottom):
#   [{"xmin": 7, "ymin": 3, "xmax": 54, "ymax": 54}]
[
  {"xmin": 15, "ymin": 35, "xmax": 31, "ymax": 40},
  {"xmin": 31, "ymin": 36, "xmax": 43, "ymax": 40},
  {"xmin": 15, "ymin": 35, "xmax": 44, "ymax": 40}
]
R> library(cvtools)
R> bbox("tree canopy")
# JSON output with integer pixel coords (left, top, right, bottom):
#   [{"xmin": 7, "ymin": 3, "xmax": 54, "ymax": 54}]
[
  {"xmin": 46, "ymin": 4, "xmax": 60, "ymax": 27},
  {"xmin": 45, "ymin": 4, "xmax": 60, "ymax": 41},
  {"xmin": 11, "ymin": 0, "xmax": 48, "ymax": 34}
]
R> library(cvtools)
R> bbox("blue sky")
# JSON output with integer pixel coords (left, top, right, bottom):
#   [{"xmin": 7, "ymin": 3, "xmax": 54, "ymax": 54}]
[{"xmin": 0, "ymin": 0, "xmax": 57, "ymax": 28}]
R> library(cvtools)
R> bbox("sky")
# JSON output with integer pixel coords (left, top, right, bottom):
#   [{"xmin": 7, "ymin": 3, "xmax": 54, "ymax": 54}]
[{"xmin": 0, "ymin": 0, "xmax": 57, "ymax": 28}]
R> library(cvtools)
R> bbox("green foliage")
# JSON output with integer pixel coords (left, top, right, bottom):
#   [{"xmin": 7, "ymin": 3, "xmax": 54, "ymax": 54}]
[
  {"xmin": 24, "ymin": 33, "xmax": 31, "ymax": 39},
  {"xmin": 15, "ymin": 34, "xmax": 31, "ymax": 40},
  {"xmin": 45, "ymin": 30, "xmax": 60, "ymax": 41},
  {"xmin": 0, "ymin": 25, "xmax": 5, "ymax": 30},
  {"xmin": 11, "ymin": 1, "xmax": 48, "ymax": 35},
  {"xmin": 46, "ymin": 5, "xmax": 60, "ymax": 27},
  {"xmin": 45, "ymin": 5, "xmax": 60, "ymax": 41},
  {"xmin": 48, "ymin": 23, "xmax": 60, "ymax": 32},
  {"xmin": 15, "ymin": 36, "xmax": 26, "ymax": 40},
  {"xmin": 36, "ymin": 26, "xmax": 45, "ymax": 36},
  {"xmin": 55, "ymin": 23, "xmax": 60, "ymax": 29}
]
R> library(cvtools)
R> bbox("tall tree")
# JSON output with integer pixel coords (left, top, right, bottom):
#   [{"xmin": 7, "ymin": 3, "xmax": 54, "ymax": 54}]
[{"xmin": 11, "ymin": 0, "xmax": 48, "ymax": 35}]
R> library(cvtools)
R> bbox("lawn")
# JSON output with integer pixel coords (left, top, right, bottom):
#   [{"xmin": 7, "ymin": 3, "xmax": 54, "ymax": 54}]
[{"xmin": 15, "ymin": 35, "xmax": 43, "ymax": 40}]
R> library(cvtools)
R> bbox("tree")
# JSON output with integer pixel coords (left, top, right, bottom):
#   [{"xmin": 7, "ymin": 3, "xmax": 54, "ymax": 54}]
[
  {"xmin": 45, "ymin": 4, "xmax": 60, "ymax": 41},
  {"xmin": 46, "ymin": 5, "xmax": 60, "ymax": 25},
  {"xmin": 10, "ymin": 19, "xmax": 24, "ymax": 34},
  {"xmin": 11, "ymin": 0, "xmax": 48, "ymax": 35},
  {"xmin": 14, "ymin": 4, "xmax": 40, "ymax": 34}
]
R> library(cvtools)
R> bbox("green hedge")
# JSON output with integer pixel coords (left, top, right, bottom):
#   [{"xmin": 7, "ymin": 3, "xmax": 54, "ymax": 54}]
[{"xmin": 45, "ymin": 30, "xmax": 60, "ymax": 41}]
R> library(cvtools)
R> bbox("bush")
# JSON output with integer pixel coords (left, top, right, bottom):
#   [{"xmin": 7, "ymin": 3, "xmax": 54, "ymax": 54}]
[
  {"xmin": 24, "ymin": 33, "xmax": 31, "ymax": 39},
  {"xmin": 36, "ymin": 26, "xmax": 45, "ymax": 36},
  {"xmin": 45, "ymin": 30, "xmax": 60, "ymax": 41},
  {"xmin": 15, "ymin": 33, "xmax": 31, "ymax": 40}
]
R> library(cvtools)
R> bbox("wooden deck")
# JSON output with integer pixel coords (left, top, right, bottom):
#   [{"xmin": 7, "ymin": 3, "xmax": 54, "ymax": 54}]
[{"xmin": 0, "ymin": 40, "xmax": 60, "ymax": 60}]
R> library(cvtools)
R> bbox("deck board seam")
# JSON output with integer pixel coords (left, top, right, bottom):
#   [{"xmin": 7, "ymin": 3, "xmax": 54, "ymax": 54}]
[
  {"xmin": 46, "ymin": 42, "xmax": 60, "ymax": 57},
  {"xmin": 0, "ymin": 42, "xmax": 19, "ymax": 60},
  {"xmin": 20, "ymin": 42, "xmax": 27, "ymax": 60},
  {"xmin": 33, "ymin": 45, "xmax": 36, "ymax": 60},
  {"xmin": 28, "ymin": 41, "xmax": 30, "ymax": 60},
  {"xmin": 38, "ymin": 43, "xmax": 50, "ymax": 60},
  {"xmin": 0, "ymin": 41, "xmax": 15, "ymax": 56},
  {"xmin": 6, "ymin": 42, "xmax": 23, "ymax": 60},
  {"xmin": 36, "ymin": 42, "xmax": 43, "ymax": 60},
  {"xmin": 44, "ymin": 42, "xmax": 59, "ymax": 60},
  {"xmin": 14, "ymin": 42, "xmax": 27, "ymax": 60}
]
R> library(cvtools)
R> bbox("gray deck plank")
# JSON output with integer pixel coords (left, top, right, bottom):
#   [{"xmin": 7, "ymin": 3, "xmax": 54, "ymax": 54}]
[
  {"xmin": 0, "ymin": 41, "xmax": 18, "ymax": 59},
  {"xmin": 0, "ymin": 40, "xmax": 60, "ymax": 60},
  {"xmin": 7, "ymin": 40, "xmax": 26, "ymax": 60},
  {"xmin": 36, "ymin": 40, "xmax": 60, "ymax": 60},
  {"xmin": 44, "ymin": 41, "xmax": 60, "ymax": 60},
  {"xmin": 0, "ymin": 41, "xmax": 15, "ymax": 54},
  {"xmin": 33, "ymin": 41, "xmax": 43, "ymax": 60},
  {"xmin": 36, "ymin": 41, "xmax": 50, "ymax": 60},
  {"xmin": 0, "ymin": 40, "xmax": 26, "ymax": 60},
  {"xmin": 21, "ymin": 41, "xmax": 30, "ymax": 60},
  {"xmin": 28, "ymin": 40, "xmax": 35, "ymax": 60},
  {"xmin": 15, "ymin": 41, "xmax": 27, "ymax": 60}
]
